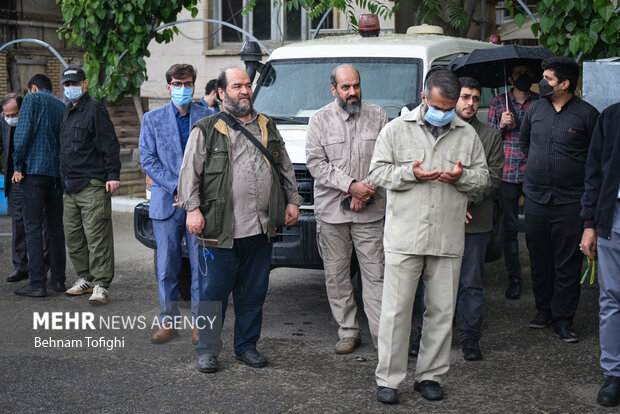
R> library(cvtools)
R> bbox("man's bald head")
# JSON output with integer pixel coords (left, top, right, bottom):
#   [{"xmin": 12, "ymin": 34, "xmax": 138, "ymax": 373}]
[
  {"xmin": 330, "ymin": 65, "xmax": 361, "ymax": 89},
  {"xmin": 217, "ymin": 68, "xmax": 254, "ymax": 118}
]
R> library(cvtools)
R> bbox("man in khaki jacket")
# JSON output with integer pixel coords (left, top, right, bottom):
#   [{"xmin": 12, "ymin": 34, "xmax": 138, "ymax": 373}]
[
  {"xmin": 369, "ymin": 70, "xmax": 489, "ymax": 404},
  {"xmin": 306, "ymin": 65, "xmax": 388, "ymax": 354}
]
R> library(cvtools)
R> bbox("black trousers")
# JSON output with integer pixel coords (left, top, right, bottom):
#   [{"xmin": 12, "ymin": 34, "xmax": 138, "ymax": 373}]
[
  {"xmin": 7, "ymin": 183, "xmax": 50, "ymax": 274},
  {"xmin": 20, "ymin": 175, "xmax": 65, "ymax": 289},
  {"xmin": 500, "ymin": 181, "xmax": 523, "ymax": 280},
  {"xmin": 7, "ymin": 183, "xmax": 28, "ymax": 273},
  {"xmin": 524, "ymin": 196, "xmax": 583, "ymax": 326}
]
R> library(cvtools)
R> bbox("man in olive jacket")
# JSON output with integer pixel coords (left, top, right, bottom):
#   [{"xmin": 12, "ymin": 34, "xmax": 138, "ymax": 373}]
[
  {"xmin": 454, "ymin": 77, "xmax": 504, "ymax": 361},
  {"xmin": 175, "ymin": 68, "xmax": 302, "ymax": 374}
]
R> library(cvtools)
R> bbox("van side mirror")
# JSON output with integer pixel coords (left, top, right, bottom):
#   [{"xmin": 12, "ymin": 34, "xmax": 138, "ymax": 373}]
[{"xmin": 240, "ymin": 41, "xmax": 264, "ymax": 83}]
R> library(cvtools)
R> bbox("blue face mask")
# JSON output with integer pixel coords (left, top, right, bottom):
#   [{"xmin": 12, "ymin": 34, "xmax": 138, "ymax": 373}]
[
  {"xmin": 171, "ymin": 86, "xmax": 194, "ymax": 107},
  {"xmin": 64, "ymin": 86, "xmax": 83, "ymax": 102},
  {"xmin": 424, "ymin": 105, "xmax": 456, "ymax": 127}
]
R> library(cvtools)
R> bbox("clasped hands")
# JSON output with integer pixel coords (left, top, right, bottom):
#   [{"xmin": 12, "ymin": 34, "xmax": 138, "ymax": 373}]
[
  {"xmin": 412, "ymin": 160, "xmax": 463, "ymax": 184},
  {"xmin": 344, "ymin": 181, "xmax": 375, "ymax": 212}
]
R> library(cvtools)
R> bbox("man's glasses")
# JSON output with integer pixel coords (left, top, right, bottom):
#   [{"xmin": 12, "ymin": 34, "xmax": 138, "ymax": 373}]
[{"xmin": 170, "ymin": 81, "xmax": 194, "ymax": 88}]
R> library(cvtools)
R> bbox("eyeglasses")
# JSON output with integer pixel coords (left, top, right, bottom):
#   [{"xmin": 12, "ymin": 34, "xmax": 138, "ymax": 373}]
[{"xmin": 170, "ymin": 81, "xmax": 194, "ymax": 88}]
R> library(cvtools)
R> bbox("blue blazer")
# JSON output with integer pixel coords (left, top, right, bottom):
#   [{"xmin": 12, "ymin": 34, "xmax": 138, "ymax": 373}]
[{"xmin": 139, "ymin": 101, "xmax": 210, "ymax": 220}]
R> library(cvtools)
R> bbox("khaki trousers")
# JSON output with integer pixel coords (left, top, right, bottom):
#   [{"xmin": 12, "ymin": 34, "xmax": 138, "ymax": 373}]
[
  {"xmin": 63, "ymin": 180, "xmax": 114, "ymax": 288},
  {"xmin": 316, "ymin": 218, "xmax": 384, "ymax": 347},
  {"xmin": 376, "ymin": 252, "xmax": 461, "ymax": 389}
]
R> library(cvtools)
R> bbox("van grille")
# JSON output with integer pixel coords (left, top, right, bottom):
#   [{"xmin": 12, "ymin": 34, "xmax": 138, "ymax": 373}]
[{"xmin": 293, "ymin": 164, "xmax": 314, "ymax": 205}]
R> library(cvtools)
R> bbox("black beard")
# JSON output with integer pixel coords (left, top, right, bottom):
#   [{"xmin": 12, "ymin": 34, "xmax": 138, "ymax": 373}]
[
  {"xmin": 223, "ymin": 93, "xmax": 253, "ymax": 117},
  {"xmin": 337, "ymin": 96, "xmax": 362, "ymax": 114}
]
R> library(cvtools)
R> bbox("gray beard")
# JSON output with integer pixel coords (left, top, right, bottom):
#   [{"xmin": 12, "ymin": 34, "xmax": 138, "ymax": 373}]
[
  {"xmin": 222, "ymin": 95, "xmax": 253, "ymax": 118},
  {"xmin": 337, "ymin": 97, "xmax": 362, "ymax": 115}
]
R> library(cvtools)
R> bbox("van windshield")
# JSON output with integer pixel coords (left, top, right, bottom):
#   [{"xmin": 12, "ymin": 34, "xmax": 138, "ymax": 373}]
[{"xmin": 253, "ymin": 58, "xmax": 423, "ymax": 122}]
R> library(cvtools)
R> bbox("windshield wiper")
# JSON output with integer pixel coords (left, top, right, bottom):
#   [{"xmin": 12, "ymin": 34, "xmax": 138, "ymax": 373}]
[{"xmin": 269, "ymin": 115, "xmax": 307, "ymax": 125}]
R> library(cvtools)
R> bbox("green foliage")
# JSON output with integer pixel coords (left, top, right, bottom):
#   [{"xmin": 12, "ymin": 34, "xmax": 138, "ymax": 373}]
[
  {"xmin": 414, "ymin": 0, "xmax": 469, "ymax": 28},
  {"xmin": 57, "ymin": 0, "xmax": 199, "ymax": 103},
  {"xmin": 509, "ymin": 0, "xmax": 620, "ymax": 60}
]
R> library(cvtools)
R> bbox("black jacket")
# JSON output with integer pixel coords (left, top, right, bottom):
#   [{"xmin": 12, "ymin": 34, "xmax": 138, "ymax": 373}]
[
  {"xmin": 59, "ymin": 92, "xmax": 121, "ymax": 193},
  {"xmin": 580, "ymin": 102, "xmax": 620, "ymax": 239},
  {"xmin": 0, "ymin": 117, "xmax": 15, "ymax": 193}
]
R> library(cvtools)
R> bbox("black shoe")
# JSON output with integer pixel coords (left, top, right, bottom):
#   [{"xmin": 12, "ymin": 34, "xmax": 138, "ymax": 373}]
[
  {"xmin": 197, "ymin": 355, "xmax": 218, "ymax": 373},
  {"xmin": 235, "ymin": 349, "xmax": 268, "ymax": 368},
  {"xmin": 46, "ymin": 280, "xmax": 66, "ymax": 292},
  {"xmin": 7, "ymin": 270, "xmax": 28, "ymax": 283},
  {"xmin": 598, "ymin": 376, "xmax": 620, "ymax": 407},
  {"xmin": 377, "ymin": 386, "xmax": 399, "ymax": 404},
  {"xmin": 414, "ymin": 380, "xmax": 444, "ymax": 401},
  {"xmin": 529, "ymin": 312, "xmax": 552, "ymax": 329},
  {"xmin": 409, "ymin": 335, "xmax": 421, "ymax": 358},
  {"xmin": 505, "ymin": 278, "xmax": 521, "ymax": 300},
  {"xmin": 14, "ymin": 284, "xmax": 46, "ymax": 297},
  {"xmin": 553, "ymin": 325, "xmax": 579, "ymax": 343},
  {"xmin": 462, "ymin": 340, "xmax": 482, "ymax": 361}
]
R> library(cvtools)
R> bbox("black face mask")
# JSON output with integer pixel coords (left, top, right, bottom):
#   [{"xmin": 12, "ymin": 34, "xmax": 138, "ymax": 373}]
[
  {"xmin": 514, "ymin": 74, "xmax": 533, "ymax": 92},
  {"xmin": 538, "ymin": 78, "xmax": 555, "ymax": 100}
]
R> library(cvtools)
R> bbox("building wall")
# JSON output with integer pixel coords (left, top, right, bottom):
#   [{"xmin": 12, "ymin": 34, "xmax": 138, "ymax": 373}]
[{"xmin": 141, "ymin": 0, "xmax": 396, "ymax": 108}]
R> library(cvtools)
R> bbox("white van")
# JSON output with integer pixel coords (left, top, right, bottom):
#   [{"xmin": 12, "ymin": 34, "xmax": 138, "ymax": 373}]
[{"xmin": 246, "ymin": 29, "xmax": 498, "ymax": 268}]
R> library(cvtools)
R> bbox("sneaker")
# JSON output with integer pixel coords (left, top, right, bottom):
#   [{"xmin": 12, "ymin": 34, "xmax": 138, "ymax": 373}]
[
  {"xmin": 88, "ymin": 284, "xmax": 110, "ymax": 305},
  {"xmin": 334, "ymin": 337, "xmax": 361, "ymax": 354},
  {"xmin": 66, "ymin": 278, "xmax": 93, "ymax": 296}
]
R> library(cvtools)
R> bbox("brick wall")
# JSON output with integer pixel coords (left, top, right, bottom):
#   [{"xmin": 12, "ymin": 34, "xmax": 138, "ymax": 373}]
[{"xmin": 0, "ymin": 53, "xmax": 8, "ymax": 96}]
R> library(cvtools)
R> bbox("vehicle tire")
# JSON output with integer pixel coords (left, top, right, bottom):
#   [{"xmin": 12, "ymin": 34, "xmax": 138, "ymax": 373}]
[{"xmin": 153, "ymin": 250, "xmax": 192, "ymax": 304}]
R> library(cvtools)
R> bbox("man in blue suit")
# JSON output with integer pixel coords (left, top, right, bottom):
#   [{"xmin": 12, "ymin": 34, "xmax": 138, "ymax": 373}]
[{"xmin": 139, "ymin": 64, "xmax": 210, "ymax": 345}]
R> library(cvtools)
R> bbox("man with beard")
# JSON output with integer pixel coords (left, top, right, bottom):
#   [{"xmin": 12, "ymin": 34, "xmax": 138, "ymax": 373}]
[
  {"xmin": 488, "ymin": 62, "xmax": 538, "ymax": 300},
  {"xmin": 454, "ymin": 77, "xmax": 504, "ymax": 361},
  {"xmin": 369, "ymin": 70, "xmax": 488, "ymax": 403},
  {"xmin": 305, "ymin": 64, "xmax": 387, "ymax": 354},
  {"xmin": 175, "ymin": 67, "xmax": 303, "ymax": 373},
  {"xmin": 520, "ymin": 56, "xmax": 599, "ymax": 342}
]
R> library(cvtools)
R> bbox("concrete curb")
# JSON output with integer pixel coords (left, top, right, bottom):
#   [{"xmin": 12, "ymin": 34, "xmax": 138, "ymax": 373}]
[{"xmin": 111, "ymin": 196, "xmax": 146, "ymax": 213}]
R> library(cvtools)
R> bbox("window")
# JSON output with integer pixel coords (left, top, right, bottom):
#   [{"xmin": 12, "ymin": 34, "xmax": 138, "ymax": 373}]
[
  {"xmin": 253, "ymin": 58, "xmax": 423, "ymax": 120},
  {"xmin": 214, "ymin": 0, "xmax": 321, "ymax": 45}
]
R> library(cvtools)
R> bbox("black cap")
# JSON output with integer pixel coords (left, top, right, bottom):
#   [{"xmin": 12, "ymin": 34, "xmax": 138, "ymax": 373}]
[{"xmin": 61, "ymin": 66, "xmax": 86, "ymax": 84}]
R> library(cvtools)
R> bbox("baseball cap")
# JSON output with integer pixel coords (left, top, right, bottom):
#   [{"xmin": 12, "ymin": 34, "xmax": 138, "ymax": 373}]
[{"xmin": 61, "ymin": 66, "xmax": 86, "ymax": 84}]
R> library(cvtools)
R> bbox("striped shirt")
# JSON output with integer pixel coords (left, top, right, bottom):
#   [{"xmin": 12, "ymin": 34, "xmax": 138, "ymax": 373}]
[
  {"xmin": 13, "ymin": 90, "xmax": 65, "ymax": 177},
  {"xmin": 520, "ymin": 95, "xmax": 599, "ymax": 205}
]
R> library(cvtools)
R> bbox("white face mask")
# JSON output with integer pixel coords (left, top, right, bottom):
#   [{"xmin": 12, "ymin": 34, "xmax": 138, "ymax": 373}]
[{"xmin": 3, "ymin": 115, "xmax": 18, "ymax": 127}]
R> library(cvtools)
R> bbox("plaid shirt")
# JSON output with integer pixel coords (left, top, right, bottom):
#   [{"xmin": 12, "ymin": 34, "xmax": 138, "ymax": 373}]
[
  {"xmin": 488, "ymin": 90, "xmax": 538, "ymax": 183},
  {"xmin": 13, "ymin": 90, "xmax": 65, "ymax": 177}
]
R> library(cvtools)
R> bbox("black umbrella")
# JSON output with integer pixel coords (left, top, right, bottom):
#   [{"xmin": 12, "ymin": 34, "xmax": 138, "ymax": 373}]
[{"xmin": 449, "ymin": 45, "xmax": 556, "ymax": 110}]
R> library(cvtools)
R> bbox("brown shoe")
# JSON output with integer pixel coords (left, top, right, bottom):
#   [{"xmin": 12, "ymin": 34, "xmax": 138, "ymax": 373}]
[
  {"xmin": 335, "ymin": 337, "xmax": 361, "ymax": 354},
  {"xmin": 192, "ymin": 325, "xmax": 199, "ymax": 345},
  {"xmin": 151, "ymin": 323, "xmax": 178, "ymax": 344}
]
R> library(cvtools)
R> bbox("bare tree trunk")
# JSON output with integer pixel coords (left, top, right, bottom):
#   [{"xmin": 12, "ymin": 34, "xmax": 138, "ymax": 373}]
[{"xmin": 132, "ymin": 93, "xmax": 144, "ymax": 125}]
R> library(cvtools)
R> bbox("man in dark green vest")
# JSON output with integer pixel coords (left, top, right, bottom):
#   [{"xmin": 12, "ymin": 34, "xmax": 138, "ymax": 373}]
[
  {"xmin": 454, "ymin": 76, "xmax": 504, "ymax": 361},
  {"xmin": 175, "ymin": 68, "xmax": 302, "ymax": 374}
]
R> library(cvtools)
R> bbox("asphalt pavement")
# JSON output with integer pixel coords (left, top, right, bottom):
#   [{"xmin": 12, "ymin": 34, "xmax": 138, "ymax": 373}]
[{"xmin": 0, "ymin": 212, "xmax": 612, "ymax": 413}]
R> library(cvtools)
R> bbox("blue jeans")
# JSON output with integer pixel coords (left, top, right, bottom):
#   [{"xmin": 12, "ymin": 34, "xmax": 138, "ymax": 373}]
[
  {"xmin": 152, "ymin": 208, "xmax": 200, "ymax": 324},
  {"xmin": 598, "ymin": 202, "xmax": 620, "ymax": 377},
  {"xmin": 457, "ymin": 232, "xmax": 490, "ymax": 342},
  {"xmin": 196, "ymin": 234, "xmax": 273, "ymax": 356}
]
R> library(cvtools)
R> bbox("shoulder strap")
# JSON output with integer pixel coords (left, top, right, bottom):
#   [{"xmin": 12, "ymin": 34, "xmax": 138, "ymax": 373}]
[{"xmin": 217, "ymin": 112, "xmax": 285, "ymax": 186}]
